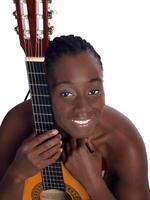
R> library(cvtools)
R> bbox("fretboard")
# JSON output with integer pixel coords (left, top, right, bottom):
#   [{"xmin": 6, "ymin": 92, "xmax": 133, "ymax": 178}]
[{"xmin": 26, "ymin": 60, "xmax": 65, "ymax": 191}]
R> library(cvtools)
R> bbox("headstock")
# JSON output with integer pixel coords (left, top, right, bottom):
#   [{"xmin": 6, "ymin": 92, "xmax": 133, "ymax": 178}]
[{"xmin": 13, "ymin": 0, "xmax": 54, "ymax": 58}]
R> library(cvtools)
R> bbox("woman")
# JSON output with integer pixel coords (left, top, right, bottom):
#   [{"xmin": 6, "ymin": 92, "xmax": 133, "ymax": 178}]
[{"xmin": 0, "ymin": 35, "xmax": 149, "ymax": 199}]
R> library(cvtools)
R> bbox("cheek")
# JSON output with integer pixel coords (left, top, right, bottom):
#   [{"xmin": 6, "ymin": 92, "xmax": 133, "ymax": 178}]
[
  {"xmin": 99, "ymin": 93, "xmax": 105, "ymax": 108},
  {"xmin": 94, "ymin": 95, "xmax": 105, "ymax": 109},
  {"xmin": 51, "ymin": 96, "xmax": 69, "ymax": 124}
]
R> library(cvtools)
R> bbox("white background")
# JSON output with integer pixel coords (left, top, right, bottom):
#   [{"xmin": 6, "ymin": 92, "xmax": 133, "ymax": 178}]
[{"xmin": 0, "ymin": 0, "xmax": 150, "ymax": 181}]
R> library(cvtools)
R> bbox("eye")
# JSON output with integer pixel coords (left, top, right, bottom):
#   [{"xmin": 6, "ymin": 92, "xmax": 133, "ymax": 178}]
[
  {"xmin": 60, "ymin": 91, "xmax": 73, "ymax": 97},
  {"xmin": 88, "ymin": 89, "xmax": 101, "ymax": 95}
]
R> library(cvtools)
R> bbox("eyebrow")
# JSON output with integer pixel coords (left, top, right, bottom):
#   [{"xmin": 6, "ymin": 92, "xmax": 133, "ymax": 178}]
[{"xmin": 53, "ymin": 77, "xmax": 103, "ymax": 88}]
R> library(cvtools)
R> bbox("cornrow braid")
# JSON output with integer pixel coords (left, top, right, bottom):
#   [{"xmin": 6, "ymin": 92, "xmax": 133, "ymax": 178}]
[{"xmin": 45, "ymin": 35, "xmax": 103, "ymax": 73}]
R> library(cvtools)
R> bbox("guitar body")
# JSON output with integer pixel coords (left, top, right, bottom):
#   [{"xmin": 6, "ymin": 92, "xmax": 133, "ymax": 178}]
[{"xmin": 22, "ymin": 164, "xmax": 90, "ymax": 200}]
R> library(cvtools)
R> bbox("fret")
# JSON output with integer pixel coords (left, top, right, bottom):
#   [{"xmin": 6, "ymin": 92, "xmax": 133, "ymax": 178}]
[
  {"xmin": 32, "ymin": 103, "xmax": 51, "ymax": 107},
  {"xmin": 28, "ymin": 72, "xmax": 45, "ymax": 75},
  {"xmin": 28, "ymin": 73, "xmax": 47, "ymax": 85},
  {"xmin": 35, "ymin": 118, "xmax": 55, "ymax": 133},
  {"xmin": 32, "ymin": 98, "xmax": 50, "ymax": 107},
  {"xmin": 30, "ymin": 83, "xmax": 47, "ymax": 86},
  {"xmin": 31, "ymin": 94, "xmax": 49, "ymax": 97},
  {"xmin": 31, "ymin": 96, "xmax": 50, "ymax": 105},
  {"xmin": 30, "ymin": 86, "xmax": 49, "ymax": 96},
  {"xmin": 32, "ymin": 96, "xmax": 51, "ymax": 107},
  {"xmin": 26, "ymin": 61, "xmax": 46, "ymax": 73},
  {"xmin": 35, "ymin": 121, "xmax": 54, "ymax": 124},
  {"xmin": 30, "ymin": 86, "xmax": 48, "ymax": 96},
  {"xmin": 32, "ymin": 105, "xmax": 52, "ymax": 115},
  {"xmin": 36, "ymin": 124, "xmax": 55, "ymax": 134},
  {"xmin": 34, "ymin": 113, "xmax": 53, "ymax": 116},
  {"xmin": 36, "ymin": 128, "xmax": 51, "ymax": 133},
  {"xmin": 42, "ymin": 162, "xmax": 65, "ymax": 190},
  {"xmin": 33, "ymin": 115, "xmax": 54, "ymax": 124}
]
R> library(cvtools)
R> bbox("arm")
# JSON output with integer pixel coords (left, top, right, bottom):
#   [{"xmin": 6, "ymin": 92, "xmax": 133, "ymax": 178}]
[
  {"xmin": 0, "ymin": 169, "xmax": 24, "ymax": 200},
  {"xmin": 64, "ymin": 114, "xmax": 150, "ymax": 200},
  {"xmin": 64, "ymin": 139, "xmax": 117, "ymax": 200},
  {"xmin": 90, "ymin": 109, "xmax": 150, "ymax": 199},
  {"xmin": 0, "ymin": 104, "xmax": 30, "ymax": 199},
  {"xmin": 113, "ymin": 131, "xmax": 150, "ymax": 200},
  {"xmin": 102, "ymin": 105, "xmax": 150, "ymax": 199},
  {"xmin": 0, "ymin": 102, "xmax": 62, "ymax": 200}
]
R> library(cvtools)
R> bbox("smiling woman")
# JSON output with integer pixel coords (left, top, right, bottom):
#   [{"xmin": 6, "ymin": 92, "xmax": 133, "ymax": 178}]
[
  {"xmin": 0, "ymin": 35, "xmax": 149, "ymax": 200},
  {"xmin": 0, "ymin": 0, "xmax": 150, "ymax": 200}
]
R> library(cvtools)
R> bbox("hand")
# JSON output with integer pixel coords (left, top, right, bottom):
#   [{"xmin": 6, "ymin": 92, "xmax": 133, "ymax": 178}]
[
  {"xmin": 8, "ymin": 129, "xmax": 62, "ymax": 182},
  {"xmin": 64, "ymin": 139, "xmax": 102, "ymax": 189}
]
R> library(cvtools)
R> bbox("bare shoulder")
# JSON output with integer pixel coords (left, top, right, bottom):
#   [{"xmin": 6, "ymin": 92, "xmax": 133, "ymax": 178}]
[
  {"xmin": 0, "ymin": 99, "xmax": 33, "ymax": 136},
  {"xmin": 0, "ymin": 100, "xmax": 33, "ymax": 179},
  {"xmin": 101, "ymin": 105, "xmax": 147, "ymax": 168},
  {"xmin": 101, "ymin": 105, "xmax": 150, "ymax": 199}
]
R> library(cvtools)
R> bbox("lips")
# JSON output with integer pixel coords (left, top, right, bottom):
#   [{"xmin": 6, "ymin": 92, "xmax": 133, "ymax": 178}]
[{"xmin": 71, "ymin": 119, "xmax": 92, "ymax": 127}]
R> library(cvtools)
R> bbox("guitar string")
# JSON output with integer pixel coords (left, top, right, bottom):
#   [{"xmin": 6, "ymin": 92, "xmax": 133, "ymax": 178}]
[
  {"xmin": 36, "ymin": 6, "xmax": 56, "ymax": 188},
  {"xmin": 30, "ymin": 0, "xmax": 44, "ymax": 134},
  {"xmin": 38, "ymin": 33, "xmax": 54, "ymax": 189},
  {"xmin": 37, "ymin": 4, "xmax": 50, "ymax": 187},
  {"xmin": 35, "ymin": 37, "xmax": 45, "ymax": 133},
  {"xmin": 19, "ymin": 0, "xmax": 61, "ymax": 191},
  {"xmin": 24, "ymin": 1, "xmax": 64, "ymax": 190},
  {"xmin": 39, "ymin": 38, "xmax": 49, "ymax": 189},
  {"xmin": 28, "ymin": 41, "xmax": 41, "ymax": 133},
  {"xmin": 37, "ymin": 14, "xmax": 64, "ymax": 190},
  {"xmin": 44, "ymin": 3, "xmax": 65, "ymax": 190},
  {"xmin": 35, "ymin": 1, "xmax": 48, "ymax": 188}
]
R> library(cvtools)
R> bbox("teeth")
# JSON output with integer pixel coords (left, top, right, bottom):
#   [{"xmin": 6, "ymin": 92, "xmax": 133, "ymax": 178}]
[{"xmin": 72, "ymin": 119, "xmax": 91, "ymax": 125}]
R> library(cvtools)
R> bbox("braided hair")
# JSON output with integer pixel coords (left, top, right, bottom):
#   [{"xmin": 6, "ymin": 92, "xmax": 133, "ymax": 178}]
[{"xmin": 45, "ymin": 35, "xmax": 103, "ymax": 74}]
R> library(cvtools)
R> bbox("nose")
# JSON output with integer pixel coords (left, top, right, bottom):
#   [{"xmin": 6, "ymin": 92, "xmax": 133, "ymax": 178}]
[{"xmin": 73, "ymin": 95, "xmax": 92, "ymax": 117}]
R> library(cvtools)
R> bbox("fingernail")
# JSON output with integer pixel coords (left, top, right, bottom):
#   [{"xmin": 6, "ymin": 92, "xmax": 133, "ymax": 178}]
[
  {"xmin": 59, "ymin": 134, "xmax": 62, "ymax": 139},
  {"xmin": 51, "ymin": 129, "xmax": 58, "ymax": 135},
  {"xmin": 60, "ymin": 148, "xmax": 63, "ymax": 152}
]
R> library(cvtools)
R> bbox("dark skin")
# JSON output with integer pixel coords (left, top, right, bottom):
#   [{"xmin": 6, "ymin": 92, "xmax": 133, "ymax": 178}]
[{"xmin": 0, "ymin": 52, "xmax": 149, "ymax": 200}]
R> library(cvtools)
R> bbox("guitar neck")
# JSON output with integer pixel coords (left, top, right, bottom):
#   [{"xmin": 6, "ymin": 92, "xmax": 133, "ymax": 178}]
[
  {"xmin": 26, "ymin": 60, "xmax": 54, "ymax": 133},
  {"xmin": 26, "ymin": 60, "xmax": 65, "ymax": 191}
]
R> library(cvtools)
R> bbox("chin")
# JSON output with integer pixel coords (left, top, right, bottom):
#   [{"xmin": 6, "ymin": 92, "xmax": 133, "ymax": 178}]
[{"xmin": 61, "ymin": 125, "xmax": 96, "ymax": 140}]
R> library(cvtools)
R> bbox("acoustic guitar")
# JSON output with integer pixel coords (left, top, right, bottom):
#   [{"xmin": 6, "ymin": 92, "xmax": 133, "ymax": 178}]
[{"xmin": 13, "ymin": 0, "xmax": 91, "ymax": 199}]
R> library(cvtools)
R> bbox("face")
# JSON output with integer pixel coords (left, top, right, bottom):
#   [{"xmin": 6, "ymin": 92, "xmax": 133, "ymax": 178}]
[{"xmin": 48, "ymin": 52, "xmax": 105, "ymax": 139}]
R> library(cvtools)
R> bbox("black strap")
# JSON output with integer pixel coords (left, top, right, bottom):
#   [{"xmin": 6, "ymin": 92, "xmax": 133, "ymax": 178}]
[{"xmin": 24, "ymin": 90, "xmax": 30, "ymax": 101}]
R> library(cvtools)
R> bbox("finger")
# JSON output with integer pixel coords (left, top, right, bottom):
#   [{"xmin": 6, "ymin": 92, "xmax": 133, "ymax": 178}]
[
  {"xmin": 31, "ymin": 131, "xmax": 36, "ymax": 138},
  {"xmin": 28, "ymin": 129, "xmax": 59, "ymax": 149},
  {"xmin": 39, "ymin": 143, "xmax": 62, "ymax": 160},
  {"xmin": 85, "ymin": 138, "xmax": 95, "ymax": 153},
  {"xmin": 40, "ymin": 150, "xmax": 63, "ymax": 168},
  {"xmin": 33, "ymin": 134, "xmax": 62, "ymax": 155}
]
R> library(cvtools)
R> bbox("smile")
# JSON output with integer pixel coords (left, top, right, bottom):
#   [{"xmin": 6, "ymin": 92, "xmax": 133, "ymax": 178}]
[{"xmin": 71, "ymin": 119, "xmax": 92, "ymax": 127}]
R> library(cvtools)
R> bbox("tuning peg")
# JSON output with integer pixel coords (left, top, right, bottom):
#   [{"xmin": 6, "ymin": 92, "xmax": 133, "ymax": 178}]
[
  {"xmin": 13, "ymin": 11, "xmax": 17, "ymax": 18},
  {"xmin": 48, "ymin": 26, "xmax": 54, "ymax": 36},
  {"xmin": 48, "ymin": 10, "xmax": 54, "ymax": 19},
  {"xmin": 14, "ymin": 26, "xmax": 19, "ymax": 34},
  {"xmin": 48, "ymin": 0, "xmax": 52, "ymax": 3},
  {"xmin": 13, "ymin": 0, "xmax": 16, "ymax": 3}
]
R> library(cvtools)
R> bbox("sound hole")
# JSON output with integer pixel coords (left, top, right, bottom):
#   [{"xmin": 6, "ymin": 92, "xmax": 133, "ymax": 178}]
[
  {"xmin": 65, "ymin": 184, "xmax": 81, "ymax": 200},
  {"xmin": 65, "ymin": 192, "xmax": 73, "ymax": 200}
]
